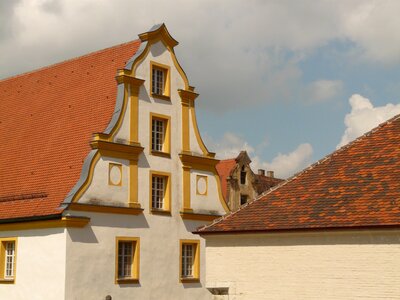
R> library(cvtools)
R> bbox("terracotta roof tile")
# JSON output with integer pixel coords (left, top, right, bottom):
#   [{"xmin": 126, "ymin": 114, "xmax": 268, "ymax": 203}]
[
  {"xmin": 0, "ymin": 40, "xmax": 141, "ymax": 221},
  {"xmin": 199, "ymin": 114, "xmax": 400, "ymax": 233}
]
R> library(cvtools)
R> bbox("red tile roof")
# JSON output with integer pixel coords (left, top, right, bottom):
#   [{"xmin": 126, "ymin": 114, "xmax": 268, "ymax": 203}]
[
  {"xmin": 0, "ymin": 40, "xmax": 140, "ymax": 221},
  {"xmin": 199, "ymin": 114, "xmax": 400, "ymax": 233},
  {"xmin": 215, "ymin": 159, "xmax": 236, "ymax": 200}
]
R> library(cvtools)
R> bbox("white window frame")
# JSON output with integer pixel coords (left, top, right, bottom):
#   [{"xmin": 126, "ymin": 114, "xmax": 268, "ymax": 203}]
[
  {"xmin": 152, "ymin": 118, "xmax": 165, "ymax": 152},
  {"xmin": 152, "ymin": 68, "xmax": 164, "ymax": 95},
  {"xmin": 152, "ymin": 175, "xmax": 165, "ymax": 209}
]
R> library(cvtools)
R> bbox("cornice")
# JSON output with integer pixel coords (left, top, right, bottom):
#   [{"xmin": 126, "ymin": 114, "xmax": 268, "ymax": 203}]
[{"xmin": 90, "ymin": 139, "xmax": 144, "ymax": 160}]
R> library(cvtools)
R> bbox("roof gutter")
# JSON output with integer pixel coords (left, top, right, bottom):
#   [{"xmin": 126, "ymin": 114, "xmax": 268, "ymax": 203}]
[
  {"xmin": 0, "ymin": 213, "xmax": 62, "ymax": 225},
  {"xmin": 194, "ymin": 224, "xmax": 400, "ymax": 236}
]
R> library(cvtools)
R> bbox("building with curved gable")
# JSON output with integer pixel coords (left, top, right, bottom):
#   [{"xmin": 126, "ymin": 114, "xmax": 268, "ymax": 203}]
[{"xmin": 0, "ymin": 24, "xmax": 228, "ymax": 299}]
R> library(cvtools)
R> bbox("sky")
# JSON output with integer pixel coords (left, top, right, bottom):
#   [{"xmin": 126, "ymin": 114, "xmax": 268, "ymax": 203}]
[{"xmin": 1, "ymin": 0, "xmax": 400, "ymax": 178}]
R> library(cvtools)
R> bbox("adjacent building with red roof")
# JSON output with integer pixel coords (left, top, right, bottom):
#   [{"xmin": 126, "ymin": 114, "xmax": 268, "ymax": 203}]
[{"xmin": 198, "ymin": 115, "xmax": 400, "ymax": 299}]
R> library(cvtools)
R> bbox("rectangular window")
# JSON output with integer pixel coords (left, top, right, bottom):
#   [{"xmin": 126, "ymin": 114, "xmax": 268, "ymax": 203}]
[
  {"xmin": 240, "ymin": 194, "xmax": 248, "ymax": 205},
  {"xmin": 0, "ymin": 238, "xmax": 17, "ymax": 283},
  {"xmin": 150, "ymin": 61, "xmax": 170, "ymax": 100},
  {"xmin": 152, "ymin": 68, "xmax": 164, "ymax": 95},
  {"xmin": 180, "ymin": 240, "xmax": 200, "ymax": 282},
  {"xmin": 150, "ymin": 113, "xmax": 171, "ymax": 156},
  {"xmin": 150, "ymin": 171, "xmax": 171, "ymax": 213},
  {"xmin": 152, "ymin": 118, "xmax": 165, "ymax": 152},
  {"xmin": 115, "ymin": 237, "xmax": 139, "ymax": 283},
  {"xmin": 152, "ymin": 175, "xmax": 165, "ymax": 209},
  {"xmin": 240, "ymin": 165, "xmax": 246, "ymax": 185}
]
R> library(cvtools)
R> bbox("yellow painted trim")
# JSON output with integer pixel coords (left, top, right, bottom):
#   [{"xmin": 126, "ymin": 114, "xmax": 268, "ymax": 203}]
[
  {"xmin": 150, "ymin": 61, "xmax": 171, "ymax": 100},
  {"xmin": 149, "ymin": 112, "xmax": 171, "ymax": 156},
  {"xmin": 68, "ymin": 203, "xmax": 143, "ymax": 215},
  {"xmin": 0, "ymin": 237, "xmax": 17, "ymax": 284},
  {"xmin": 115, "ymin": 237, "xmax": 140, "ymax": 284},
  {"xmin": 180, "ymin": 212, "xmax": 221, "ymax": 222},
  {"xmin": 196, "ymin": 175, "xmax": 208, "ymax": 196},
  {"xmin": 179, "ymin": 152, "xmax": 230, "ymax": 213},
  {"xmin": 108, "ymin": 163, "xmax": 122, "ymax": 186},
  {"xmin": 214, "ymin": 173, "xmax": 230, "ymax": 213},
  {"xmin": 112, "ymin": 72, "xmax": 144, "ymax": 142},
  {"xmin": 90, "ymin": 139, "xmax": 144, "ymax": 160},
  {"xmin": 179, "ymin": 152, "xmax": 219, "ymax": 170},
  {"xmin": 71, "ymin": 151, "xmax": 101, "ymax": 202},
  {"xmin": 0, "ymin": 217, "xmax": 90, "ymax": 232},
  {"xmin": 130, "ymin": 25, "xmax": 190, "ymax": 90},
  {"xmin": 178, "ymin": 90, "xmax": 198, "ymax": 152},
  {"xmin": 129, "ymin": 159, "xmax": 140, "ymax": 208},
  {"xmin": 182, "ymin": 166, "xmax": 192, "ymax": 212},
  {"xmin": 149, "ymin": 170, "xmax": 172, "ymax": 213},
  {"xmin": 179, "ymin": 239, "xmax": 200, "ymax": 282},
  {"xmin": 138, "ymin": 24, "xmax": 179, "ymax": 48}
]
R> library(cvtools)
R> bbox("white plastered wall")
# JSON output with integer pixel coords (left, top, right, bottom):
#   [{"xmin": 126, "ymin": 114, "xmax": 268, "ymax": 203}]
[
  {"xmin": 188, "ymin": 111, "xmax": 203, "ymax": 155},
  {"xmin": 78, "ymin": 156, "xmax": 129, "ymax": 206},
  {"xmin": 64, "ymin": 211, "xmax": 212, "ymax": 300},
  {"xmin": 205, "ymin": 230, "xmax": 400, "ymax": 300},
  {"xmin": 0, "ymin": 228, "xmax": 66, "ymax": 300},
  {"xmin": 190, "ymin": 170, "xmax": 225, "ymax": 214}
]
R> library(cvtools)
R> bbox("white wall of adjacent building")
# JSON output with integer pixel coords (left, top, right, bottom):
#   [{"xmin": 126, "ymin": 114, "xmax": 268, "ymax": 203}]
[
  {"xmin": 205, "ymin": 230, "xmax": 400, "ymax": 300},
  {"xmin": 0, "ymin": 228, "xmax": 66, "ymax": 300}
]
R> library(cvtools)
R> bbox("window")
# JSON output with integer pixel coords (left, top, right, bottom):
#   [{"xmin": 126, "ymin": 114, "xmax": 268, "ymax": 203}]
[
  {"xmin": 240, "ymin": 165, "xmax": 246, "ymax": 184},
  {"xmin": 180, "ymin": 240, "xmax": 200, "ymax": 282},
  {"xmin": 150, "ymin": 61, "xmax": 170, "ymax": 100},
  {"xmin": 115, "ymin": 237, "xmax": 140, "ymax": 283},
  {"xmin": 150, "ymin": 113, "xmax": 171, "ymax": 156},
  {"xmin": 240, "ymin": 194, "xmax": 248, "ymax": 205},
  {"xmin": 0, "ymin": 238, "xmax": 17, "ymax": 283},
  {"xmin": 150, "ymin": 171, "xmax": 171, "ymax": 213}
]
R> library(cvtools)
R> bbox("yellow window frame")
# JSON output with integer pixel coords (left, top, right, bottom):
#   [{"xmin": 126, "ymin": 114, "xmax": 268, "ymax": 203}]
[
  {"xmin": 179, "ymin": 239, "xmax": 200, "ymax": 282},
  {"xmin": 0, "ymin": 237, "xmax": 17, "ymax": 284},
  {"xmin": 150, "ymin": 61, "xmax": 171, "ymax": 100},
  {"xmin": 115, "ymin": 237, "xmax": 140, "ymax": 284},
  {"xmin": 149, "ymin": 112, "xmax": 171, "ymax": 157},
  {"xmin": 149, "ymin": 170, "xmax": 172, "ymax": 214}
]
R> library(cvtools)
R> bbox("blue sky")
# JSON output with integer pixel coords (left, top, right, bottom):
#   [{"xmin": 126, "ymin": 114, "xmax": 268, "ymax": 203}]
[{"xmin": 1, "ymin": 0, "xmax": 400, "ymax": 178}]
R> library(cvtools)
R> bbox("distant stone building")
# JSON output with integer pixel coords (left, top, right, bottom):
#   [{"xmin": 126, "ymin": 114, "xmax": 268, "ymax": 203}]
[{"xmin": 216, "ymin": 151, "xmax": 283, "ymax": 211}]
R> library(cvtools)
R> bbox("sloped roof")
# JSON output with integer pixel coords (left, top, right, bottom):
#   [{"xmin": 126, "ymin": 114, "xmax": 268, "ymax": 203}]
[
  {"xmin": 199, "ymin": 114, "xmax": 400, "ymax": 233},
  {"xmin": 215, "ymin": 159, "xmax": 236, "ymax": 200},
  {"xmin": 0, "ymin": 40, "xmax": 140, "ymax": 221},
  {"xmin": 254, "ymin": 174, "xmax": 284, "ymax": 195}
]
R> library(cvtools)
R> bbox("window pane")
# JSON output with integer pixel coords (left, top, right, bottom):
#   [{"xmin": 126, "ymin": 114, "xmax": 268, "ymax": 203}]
[
  {"xmin": 152, "ymin": 119, "xmax": 165, "ymax": 151},
  {"xmin": 182, "ymin": 244, "xmax": 194, "ymax": 278},
  {"xmin": 118, "ymin": 241, "xmax": 135, "ymax": 278},
  {"xmin": 152, "ymin": 176, "xmax": 165, "ymax": 209},
  {"xmin": 4, "ymin": 241, "xmax": 15, "ymax": 278}
]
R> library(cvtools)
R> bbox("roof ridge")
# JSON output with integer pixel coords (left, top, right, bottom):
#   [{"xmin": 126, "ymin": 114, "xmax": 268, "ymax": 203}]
[
  {"xmin": 198, "ymin": 112, "xmax": 400, "ymax": 232},
  {"xmin": 0, "ymin": 39, "xmax": 140, "ymax": 83}
]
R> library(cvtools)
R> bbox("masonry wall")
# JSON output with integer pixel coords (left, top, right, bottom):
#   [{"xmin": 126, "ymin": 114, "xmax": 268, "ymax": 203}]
[
  {"xmin": 0, "ymin": 228, "xmax": 66, "ymax": 300},
  {"xmin": 205, "ymin": 230, "xmax": 400, "ymax": 300}
]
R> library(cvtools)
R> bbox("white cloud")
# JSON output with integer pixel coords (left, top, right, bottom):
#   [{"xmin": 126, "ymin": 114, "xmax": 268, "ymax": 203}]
[
  {"xmin": 205, "ymin": 132, "xmax": 255, "ymax": 159},
  {"xmin": 2, "ymin": 1, "xmax": 400, "ymax": 111},
  {"xmin": 255, "ymin": 143, "xmax": 314, "ymax": 179},
  {"xmin": 337, "ymin": 94, "xmax": 400, "ymax": 148},
  {"xmin": 306, "ymin": 79, "xmax": 343, "ymax": 103},
  {"xmin": 206, "ymin": 132, "xmax": 313, "ymax": 179}
]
